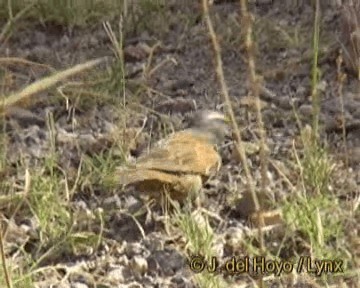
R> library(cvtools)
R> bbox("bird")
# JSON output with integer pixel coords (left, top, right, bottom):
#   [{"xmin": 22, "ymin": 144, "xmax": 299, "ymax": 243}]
[{"xmin": 116, "ymin": 110, "xmax": 229, "ymax": 201}]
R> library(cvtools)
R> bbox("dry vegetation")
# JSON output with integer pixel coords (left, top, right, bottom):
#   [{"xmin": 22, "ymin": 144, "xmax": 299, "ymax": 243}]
[{"xmin": 0, "ymin": 1, "xmax": 359, "ymax": 288}]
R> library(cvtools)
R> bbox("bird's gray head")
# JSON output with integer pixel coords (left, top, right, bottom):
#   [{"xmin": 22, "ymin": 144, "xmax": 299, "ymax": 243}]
[{"xmin": 187, "ymin": 110, "xmax": 229, "ymax": 144}]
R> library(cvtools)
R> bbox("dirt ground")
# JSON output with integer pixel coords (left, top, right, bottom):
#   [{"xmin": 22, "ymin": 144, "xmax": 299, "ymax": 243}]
[{"xmin": 0, "ymin": 1, "xmax": 359, "ymax": 288}]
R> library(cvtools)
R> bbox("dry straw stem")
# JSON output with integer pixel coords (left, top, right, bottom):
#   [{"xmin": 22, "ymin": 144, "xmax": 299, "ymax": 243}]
[
  {"xmin": 340, "ymin": 0, "xmax": 360, "ymax": 78},
  {"xmin": 202, "ymin": 2, "xmax": 266, "ymax": 285},
  {"xmin": 0, "ymin": 57, "xmax": 106, "ymax": 115},
  {"xmin": 336, "ymin": 52, "xmax": 348, "ymax": 167},
  {"xmin": 201, "ymin": 0, "xmax": 266, "ymax": 250},
  {"xmin": 238, "ymin": 2, "xmax": 266, "ymax": 287},
  {"xmin": 311, "ymin": 0, "xmax": 321, "ymax": 138},
  {"xmin": 201, "ymin": 0, "xmax": 260, "ymax": 201},
  {"xmin": 239, "ymin": 0, "xmax": 268, "ymax": 201},
  {"xmin": 0, "ymin": 57, "xmax": 55, "ymax": 72},
  {"xmin": 201, "ymin": 0, "xmax": 257, "ymax": 205}
]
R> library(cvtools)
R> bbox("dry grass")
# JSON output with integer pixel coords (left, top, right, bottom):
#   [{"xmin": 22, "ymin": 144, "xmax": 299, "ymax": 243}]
[
  {"xmin": 201, "ymin": 0, "xmax": 266, "ymax": 286},
  {"xmin": 340, "ymin": 0, "xmax": 360, "ymax": 78}
]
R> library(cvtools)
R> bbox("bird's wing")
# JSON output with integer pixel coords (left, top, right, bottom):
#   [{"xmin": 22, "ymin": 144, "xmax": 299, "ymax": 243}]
[
  {"xmin": 135, "ymin": 131, "xmax": 221, "ymax": 176},
  {"xmin": 116, "ymin": 167, "xmax": 202, "ymax": 200},
  {"xmin": 117, "ymin": 167, "xmax": 180, "ymax": 186}
]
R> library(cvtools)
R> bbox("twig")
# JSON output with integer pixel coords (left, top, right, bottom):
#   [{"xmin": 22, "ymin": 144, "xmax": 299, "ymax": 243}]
[
  {"xmin": 239, "ymin": 1, "xmax": 267, "ymax": 286},
  {"xmin": 1, "ymin": 58, "xmax": 106, "ymax": 113},
  {"xmin": 311, "ymin": 0, "xmax": 321, "ymax": 140},
  {"xmin": 336, "ymin": 51, "xmax": 348, "ymax": 168},
  {"xmin": 201, "ymin": 5, "xmax": 264, "ymax": 281},
  {"xmin": 201, "ymin": 0, "xmax": 256, "ymax": 206},
  {"xmin": 0, "ymin": 57, "xmax": 55, "ymax": 72}
]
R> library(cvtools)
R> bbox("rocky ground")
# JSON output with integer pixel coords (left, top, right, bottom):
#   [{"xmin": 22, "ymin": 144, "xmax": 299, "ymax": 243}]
[{"xmin": 0, "ymin": 1, "xmax": 359, "ymax": 288}]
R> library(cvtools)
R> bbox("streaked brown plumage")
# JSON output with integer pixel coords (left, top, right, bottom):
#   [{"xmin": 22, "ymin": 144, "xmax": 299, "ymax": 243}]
[{"xmin": 117, "ymin": 110, "xmax": 228, "ymax": 201}]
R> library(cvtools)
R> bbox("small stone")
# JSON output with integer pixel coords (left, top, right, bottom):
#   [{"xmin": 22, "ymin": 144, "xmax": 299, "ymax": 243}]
[
  {"xmin": 131, "ymin": 255, "xmax": 148, "ymax": 275},
  {"xmin": 71, "ymin": 282, "xmax": 88, "ymax": 288},
  {"xmin": 225, "ymin": 227, "xmax": 245, "ymax": 251},
  {"xmin": 126, "ymin": 282, "xmax": 142, "ymax": 288},
  {"xmin": 147, "ymin": 249, "xmax": 185, "ymax": 276},
  {"xmin": 108, "ymin": 267, "xmax": 126, "ymax": 283},
  {"xmin": 60, "ymin": 35, "xmax": 70, "ymax": 46}
]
